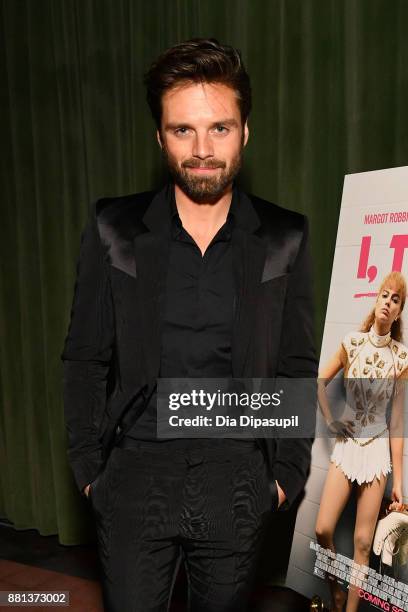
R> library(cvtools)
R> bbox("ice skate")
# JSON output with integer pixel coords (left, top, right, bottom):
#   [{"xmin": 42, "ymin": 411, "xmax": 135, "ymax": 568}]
[{"xmin": 373, "ymin": 509, "xmax": 408, "ymax": 566}]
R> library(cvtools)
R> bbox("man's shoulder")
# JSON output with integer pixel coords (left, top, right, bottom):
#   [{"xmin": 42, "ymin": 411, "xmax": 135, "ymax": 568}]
[
  {"xmin": 246, "ymin": 192, "xmax": 307, "ymax": 237},
  {"xmin": 90, "ymin": 190, "xmax": 158, "ymax": 245},
  {"xmin": 94, "ymin": 190, "xmax": 156, "ymax": 223}
]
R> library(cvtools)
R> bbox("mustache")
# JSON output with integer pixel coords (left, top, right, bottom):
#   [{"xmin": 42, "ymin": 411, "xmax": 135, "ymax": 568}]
[{"xmin": 182, "ymin": 159, "xmax": 226, "ymax": 169}]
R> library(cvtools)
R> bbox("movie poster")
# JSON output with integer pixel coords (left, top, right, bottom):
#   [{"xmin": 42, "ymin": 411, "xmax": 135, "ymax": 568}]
[{"xmin": 286, "ymin": 166, "xmax": 408, "ymax": 611}]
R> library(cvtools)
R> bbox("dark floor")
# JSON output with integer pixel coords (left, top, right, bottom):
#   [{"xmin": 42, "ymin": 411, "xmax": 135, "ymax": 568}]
[{"xmin": 0, "ymin": 519, "xmax": 318, "ymax": 611}]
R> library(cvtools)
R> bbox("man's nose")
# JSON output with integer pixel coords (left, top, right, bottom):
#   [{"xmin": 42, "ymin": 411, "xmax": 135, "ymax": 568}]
[{"xmin": 192, "ymin": 132, "xmax": 214, "ymax": 159}]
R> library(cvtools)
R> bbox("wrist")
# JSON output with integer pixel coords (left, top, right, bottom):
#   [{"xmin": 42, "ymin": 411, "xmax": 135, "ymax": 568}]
[
  {"xmin": 82, "ymin": 484, "xmax": 90, "ymax": 497},
  {"xmin": 276, "ymin": 480, "xmax": 286, "ymax": 506}
]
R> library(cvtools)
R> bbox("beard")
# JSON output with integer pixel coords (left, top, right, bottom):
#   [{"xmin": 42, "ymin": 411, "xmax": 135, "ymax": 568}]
[{"xmin": 162, "ymin": 143, "xmax": 243, "ymax": 204}]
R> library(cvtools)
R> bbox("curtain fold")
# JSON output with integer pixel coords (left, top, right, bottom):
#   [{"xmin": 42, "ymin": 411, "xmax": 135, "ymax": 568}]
[{"xmin": 1, "ymin": 0, "xmax": 407, "ymax": 544}]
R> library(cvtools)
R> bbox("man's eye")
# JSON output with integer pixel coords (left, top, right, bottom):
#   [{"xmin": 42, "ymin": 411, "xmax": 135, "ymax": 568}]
[
  {"xmin": 174, "ymin": 128, "xmax": 190, "ymax": 135},
  {"xmin": 214, "ymin": 126, "xmax": 228, "ymax": 133}
]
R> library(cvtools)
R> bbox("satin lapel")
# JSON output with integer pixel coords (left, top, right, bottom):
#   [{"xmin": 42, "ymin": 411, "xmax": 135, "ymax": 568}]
[
  {"xmin": 133, "ymin": 230, "xmax": 171, "ymax": 382},
  {"xmin": 231, "ymin": 228, "xmax": 266, "ymax": 377}
]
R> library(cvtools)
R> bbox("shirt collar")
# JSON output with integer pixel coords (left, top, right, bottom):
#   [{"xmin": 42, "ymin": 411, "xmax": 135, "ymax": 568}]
[
  {"xmin": 169, "ymin": 184, "xmax": 235, "ymax": 241},
  {"xmin": 142, "ymin": 182, "xmax": 260, "ymax": 235}
]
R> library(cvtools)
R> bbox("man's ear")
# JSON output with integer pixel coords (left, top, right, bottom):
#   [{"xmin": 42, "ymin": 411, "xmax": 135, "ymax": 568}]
[
  {"xmin": 243, "ymin": 120, "xmax": 249, "ymax": 147},
  {"xmin": 156, "ymin": 129, "xmax": 163, "ymax": 149}
]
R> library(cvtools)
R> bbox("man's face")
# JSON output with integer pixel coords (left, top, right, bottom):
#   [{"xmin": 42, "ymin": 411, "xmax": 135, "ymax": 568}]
[{"xmin": 157, "ymin": 81, "xmax": 249, "ymax": 203}]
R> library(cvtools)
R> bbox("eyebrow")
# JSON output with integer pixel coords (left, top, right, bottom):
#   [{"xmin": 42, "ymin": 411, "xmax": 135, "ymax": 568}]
[
  {"xmin": 164, "ymin": 119, "xmax": 240, "ymax": 130},
  {"xmin": 382, "ymin": 289, "xmax": 400, "ymax": 298}
]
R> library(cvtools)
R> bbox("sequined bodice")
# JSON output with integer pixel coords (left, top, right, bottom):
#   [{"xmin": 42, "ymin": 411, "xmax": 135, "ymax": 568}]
[{"xmin": 341, "ymin": 329, "xmax": 408, "ymax": 434}]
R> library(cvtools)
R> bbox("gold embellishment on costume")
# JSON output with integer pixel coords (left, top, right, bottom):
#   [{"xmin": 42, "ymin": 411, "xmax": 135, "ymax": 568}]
[
  {"xmin": 359, "ymin": 338, "xmax": 365, "ymax": 345},
  {"xmin": 350, "ymin": 348, "xmax": 355, "ymax": 358},
  {"xmin": 368, "ymin": 331, "xmax": 391, "ymax": 348},
  {"xmin": 398, "ymin": 361, "xmax": 403, "ymax": 371},
  {"xmin": 376, "ymin": 370, "xmax": 383, "ymax": 378},
  {"xmin": 350, "ymin": 427, "xmax": 388, "ymax": 447},
  {"xmin": 351, "ymin": 337, "xmax": 357, "ymax": 346},
  {"xmin": 363, "ymin": 366, "xmax": 370, "ymax": 375},
  {"xmin": 366, "ymin": 356, "xmax": 373, "ymax": 365},
  {"xmin": 373, "ymin": 352, "xmax": 379, "ymax": 363},
  {"xmin": 393, "ymin": 344, "xmax": 398, "ymax": 354},
  {"xmin": 377, "ymin": 360, "xmax": 385, "ymax": 369},
  {"xmin": 400, "ymin": 351, "xmax": 407, "ymax": 359},
  {"xmin": 355, "ymin": 405, "xmax": 376, "ymax": 427}
]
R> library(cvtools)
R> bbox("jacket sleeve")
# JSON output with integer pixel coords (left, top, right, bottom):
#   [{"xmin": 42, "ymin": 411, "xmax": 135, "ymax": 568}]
[
  {"xmin": 61, "ymin": 202, "xmax": 115, "ymax": 494},
  {"xmin": 274, "ymin": 215, "xmax": 318, "ymax": 509}
]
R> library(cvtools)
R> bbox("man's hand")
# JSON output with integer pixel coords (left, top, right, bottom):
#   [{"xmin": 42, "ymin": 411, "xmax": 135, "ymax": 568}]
[
  {"xmin": 83, "ymin": 484, "xmax": 91, "ymax": 498},
  {"xmin": 276, "ymin": 480, "xmax": 286, "ymax": 508}
]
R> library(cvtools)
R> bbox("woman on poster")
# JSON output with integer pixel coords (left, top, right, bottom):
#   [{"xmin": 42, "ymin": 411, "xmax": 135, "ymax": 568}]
[{"xmin": 315, "ymin": 271, "xmax": 408, "ymax": 612}]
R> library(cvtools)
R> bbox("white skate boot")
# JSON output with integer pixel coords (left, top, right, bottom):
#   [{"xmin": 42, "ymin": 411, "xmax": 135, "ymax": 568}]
[{"xmin": 373, "ymin": 510, "xmax": 408, "ymax": 566}]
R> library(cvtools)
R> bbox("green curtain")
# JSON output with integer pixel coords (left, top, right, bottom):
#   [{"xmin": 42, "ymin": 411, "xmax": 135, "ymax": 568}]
[{"xmin": 1, "ymin": 0, "xmax": 407, "ymax": 545}]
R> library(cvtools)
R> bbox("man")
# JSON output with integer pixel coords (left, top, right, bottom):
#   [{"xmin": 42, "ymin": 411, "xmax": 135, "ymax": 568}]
[{"xmin": 62, "ymin": 38, "xmax": 317, "ymax": 612}]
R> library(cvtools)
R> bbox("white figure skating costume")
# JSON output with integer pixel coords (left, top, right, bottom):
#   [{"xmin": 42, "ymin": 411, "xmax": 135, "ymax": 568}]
[{"xmin": 330, "ymin": 326, "xmax": 408, "ymax": 484}]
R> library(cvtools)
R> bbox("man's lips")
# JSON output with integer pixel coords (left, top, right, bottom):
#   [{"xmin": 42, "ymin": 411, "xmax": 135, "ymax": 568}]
[{"xmin": 185, "ymin": 166, "xmax": 222, "ymax": 173}]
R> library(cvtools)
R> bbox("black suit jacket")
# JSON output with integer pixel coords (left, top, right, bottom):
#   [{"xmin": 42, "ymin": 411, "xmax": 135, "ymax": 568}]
[{"xmin": 61, "ymin": 184, "xmax": 318, "ymax": 509}]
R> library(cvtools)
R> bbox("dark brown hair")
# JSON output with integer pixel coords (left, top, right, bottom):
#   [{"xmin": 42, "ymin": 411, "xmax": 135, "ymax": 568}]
[{"xmin": 144, "ymin": 38, "xmax": 251, "ymax": 129}]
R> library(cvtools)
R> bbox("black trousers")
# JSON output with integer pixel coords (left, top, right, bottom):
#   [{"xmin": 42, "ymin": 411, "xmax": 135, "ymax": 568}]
[{"xmin": 89, "ymin": 439, "xmax": 275, "ymax": 612}]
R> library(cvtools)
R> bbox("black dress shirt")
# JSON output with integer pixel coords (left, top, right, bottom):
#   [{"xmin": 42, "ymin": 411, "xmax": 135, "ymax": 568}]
[{"xmin": 126, "ymin": 186, "xmax": 237, "ymax": 440}]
